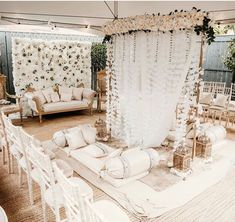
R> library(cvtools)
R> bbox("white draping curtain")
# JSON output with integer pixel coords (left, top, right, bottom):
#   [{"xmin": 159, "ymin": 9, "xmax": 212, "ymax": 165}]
[{"xmin": 106, "ymin": 31, "xmax": 201, "ymax": 147}]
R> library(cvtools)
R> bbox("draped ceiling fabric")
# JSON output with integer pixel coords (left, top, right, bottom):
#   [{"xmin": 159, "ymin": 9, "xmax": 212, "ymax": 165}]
[{"xmin": 106, "ymin": 31, "xmax": 201, "ymax": 147}]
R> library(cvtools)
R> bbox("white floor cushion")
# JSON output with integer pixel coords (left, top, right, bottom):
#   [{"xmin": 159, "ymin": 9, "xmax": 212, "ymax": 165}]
[{"xmin": 93, "ymin": 200, "xmax": 130, "ymax": 222}]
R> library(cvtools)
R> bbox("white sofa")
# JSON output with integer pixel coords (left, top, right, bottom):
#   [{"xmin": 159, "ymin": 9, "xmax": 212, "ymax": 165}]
[{"xmin": 25, "ymin": 86, "xmax": 96, "ymax": 123}]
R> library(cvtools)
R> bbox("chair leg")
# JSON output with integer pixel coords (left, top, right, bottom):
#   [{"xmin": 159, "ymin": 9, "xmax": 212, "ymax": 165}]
[
  {"xmin": 18, "ymin": 166, "xmax": 23, "ymax": 187},
  {"xmin": 39, "ymin": 115, "xmax": 42, "ymax": 123},
  {"xmin": 7, "ymin": 146, "xmax": 11, "ymax": 174},
  {"xmin": 31, "ymin": 110, "xmax": 34, "ymax": 117},
  {"xmin": 2, "ymin": 146, "xmax": 5, "ymax": 165},
  {"xmin": 20, "ymin": 111, "xmax": 23, "ymax": 124},
  {"xmin": 27, "ymin": 175, "xmax": 34, "ymax": 205},
  {"xmin": 11, "ymin": 155, "xmax": 14, "ymax": 174},
  {"xmin": 41, "ymin": 188, "xmax": 48, "ymax": 222}
]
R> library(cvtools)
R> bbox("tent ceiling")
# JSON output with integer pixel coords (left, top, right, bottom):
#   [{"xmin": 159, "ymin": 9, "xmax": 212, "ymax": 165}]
[{"xmin": 0, "ymin": 1, "xmax": 235, "ymax": 34}]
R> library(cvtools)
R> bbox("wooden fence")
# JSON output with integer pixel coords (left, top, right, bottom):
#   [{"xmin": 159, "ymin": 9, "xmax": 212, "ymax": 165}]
[{"xmin": 203, "ymin": 35, "xmax": 235, "ymax": 86}]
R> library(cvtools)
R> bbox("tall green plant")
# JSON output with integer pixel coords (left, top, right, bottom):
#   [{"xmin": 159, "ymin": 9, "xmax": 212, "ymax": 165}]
[
  {"xmin": 224, "ymin": 38, "xmax": 235, "ymax": 71},
  {"xmin": 91, "ymin": 43, "xmax": 107, "ymax": 89}
]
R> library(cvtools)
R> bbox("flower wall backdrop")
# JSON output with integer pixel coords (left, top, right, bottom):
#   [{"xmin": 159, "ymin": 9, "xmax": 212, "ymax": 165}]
[{"xmin": 12, "ymin": 38, "xmax": 92, "ymax": 95}]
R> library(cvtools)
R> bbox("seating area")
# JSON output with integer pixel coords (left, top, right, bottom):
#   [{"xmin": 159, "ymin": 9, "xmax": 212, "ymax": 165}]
[
  {"xmin": 199, "ymin": 82, "xmax": 235, "ymax": 126},
  {"xmin": 0, "ymin": 1, "xmax": 235, "ymax": 222}
]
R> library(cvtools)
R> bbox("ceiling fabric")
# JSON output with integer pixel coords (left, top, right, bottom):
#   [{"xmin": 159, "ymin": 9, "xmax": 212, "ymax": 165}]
[{"xmin": 0, "ymin": 1, "xmax": 235, "ymax": 35}]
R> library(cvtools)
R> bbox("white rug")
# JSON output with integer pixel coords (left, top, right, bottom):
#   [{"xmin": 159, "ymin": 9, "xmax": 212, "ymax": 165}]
[{"xmin": 56, "ymin": 139, "xmax": 235, "ymax": 219}]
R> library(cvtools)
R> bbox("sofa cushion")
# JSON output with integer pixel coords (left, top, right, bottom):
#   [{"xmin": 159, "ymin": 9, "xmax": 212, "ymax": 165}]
[
  {"xmin": 213, "ymin": 94, "xmax": 229, "ymax": 107},
  {"xmin": 73, "ymin": 87, "xmax": 84, "ymax": 100},
  {"xmin": 65, "ymin": 128, "xmax": 87, "ymax": 149},
  {"xmin": 43, "ymin": 101, "xmax": 88, "ymax": 112},
  {"xmin": 81, "ymin": 125, "xmax": 97, "ymax": 144},
  {"xmin": 60, "ymin": 93, "xmax": 72, "ymax": 102},
  {"xmin": 42, "ymin": 87, "xmax": 54, "ymax": 103},
  {"xmin": 34, "ymin": 90, "xmax": 47, "ymax": 104},
  {"xmin": 51, "ymin": 92, "xmax": 60, "ymax": 103},
  {"xmin": 83, "ymin": 88, "xmax": 96, "ymax": 101},
  {"xmin": 199, "ymin": 93, "xmax": 212, "ymax": 105}
]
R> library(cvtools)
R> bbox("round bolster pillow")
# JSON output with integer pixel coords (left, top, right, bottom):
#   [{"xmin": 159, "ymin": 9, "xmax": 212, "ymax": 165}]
[
  {"xmin": 204, "ymin": 125, "xmax": 226, "ymax": 144},
  {"xmin": 104, "ymin": 148, "xmax": 159, "ymax": 179}
]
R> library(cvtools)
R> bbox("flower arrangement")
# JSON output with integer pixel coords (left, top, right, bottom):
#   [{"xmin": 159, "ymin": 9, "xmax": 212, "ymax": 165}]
[
  {"xmin": 103, "ymin": 7, "xmax": 215, "ymax": 45},
  {"xmin": 12, "ymin": 38, "xmax": 92, "ymax": 95}
]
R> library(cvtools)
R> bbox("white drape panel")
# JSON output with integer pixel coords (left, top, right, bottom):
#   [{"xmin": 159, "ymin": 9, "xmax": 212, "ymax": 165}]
[{"xmin": 106, "ymin": 31, "xmax": 201, "ymax": 147}]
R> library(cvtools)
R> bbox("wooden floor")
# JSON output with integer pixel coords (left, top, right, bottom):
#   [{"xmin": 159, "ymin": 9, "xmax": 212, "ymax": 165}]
[{"xmin": 1, "ymin": 110, "xmax": 235, "ymax": 222}]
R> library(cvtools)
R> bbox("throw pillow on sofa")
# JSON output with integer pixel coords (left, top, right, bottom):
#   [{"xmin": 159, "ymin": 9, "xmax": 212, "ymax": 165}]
[
  {"xmin": 65, "ymin": 128, "xmax": 87, "ymax": 149},
  {"xmin": 60, "ymin": 92, "xmax": 72, "ymax": 102},
  {"xmin": 59, "ymin": 86, "xmax": 73, "ymax": 102},
  {"xmin": 33, "ymin": 90, "xmax": 47, "ymax": 104},
  {"xmin": 42, "ymin": 87, "xmax": 54, "ymax": 103},
  {"xmin": 81, "ymin": 125, "xmax": 97, "ymax": 144},
  {"xmin": 51, "ymin": 91, "xmax": 60, "ymax": 103},
  {"xmin": 73, "ymin": 87, "xmax": 84, "ymax": 100}
]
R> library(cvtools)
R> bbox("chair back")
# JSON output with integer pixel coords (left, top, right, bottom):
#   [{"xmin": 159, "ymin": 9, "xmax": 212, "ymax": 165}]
[
  {"xmin": 231, "ymin": 83, "xmax": 235, "ymax": 101},
  {"xmin": 53, "ymin": 163, "xmax": 105, "ymax": 222},
  {"xmin": 26, "ymin": 143, "xmax": 55, "ymax": 189},
  {"xmin": 6, "ymin": 119, "xmax": 23, "ymax": 154},
  {"xmin": 214, "ymin": 82, "xmax": 226, "ymax": 96},
  {"xmin": 202, "ymin": 81, "xmax": 214, "ymax": 93},
  {"xmin": 53, "ymin": 163, "xmax": 81, "ymax": 221}
]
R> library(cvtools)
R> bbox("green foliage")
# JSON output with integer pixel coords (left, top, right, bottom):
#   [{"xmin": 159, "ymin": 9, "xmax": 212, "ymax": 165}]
[
  {"xmin": 214, "ymin": 25, "xmax": 235, "ymax": 36},
  {"xmin": 91, "ymin": 43, "xmax": 107, "ymax": 71},
  {"xmin": 224, "ymin": 38, "xmax": 235, "ymax": 71}
]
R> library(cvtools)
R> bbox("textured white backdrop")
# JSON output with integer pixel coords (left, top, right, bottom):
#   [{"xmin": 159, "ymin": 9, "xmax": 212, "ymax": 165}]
[
  {"xmin": 12, "ymin": 38, "xmax": 91, "ymax": 94},
  {"xmin": 106, "ymin": 31, "xmax": 201, "ymax": 147}
]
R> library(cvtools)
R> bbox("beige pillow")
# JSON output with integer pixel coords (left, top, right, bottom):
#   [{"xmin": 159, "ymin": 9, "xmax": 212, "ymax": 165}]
[
  {"xmin": 51, "ymin": 92, "xmax": 60, "ymax": 103},
  {"xmin": 81, "ymin": 125, "xmax": 97, "ymax": 144},
  {"xmin": 73, "ymin": 87, "xmax": 84, "ymax": 100},
  {"xmin": 33, "ymin": 90, "xmax": 46, "ymax": 104},
  {"xmin": 199, "ymin": 93, "xmax": 212, "ymax": 105},
  {"xmin": 60, "ymin": 93, "xmax": 72, "ymax": 102},
  {"xmin": 65, "ymin": 129, "xmax": 87, "ymax": 149},
  {"xmin": 53, "ymin": 130, "xmax": 67, "ymax": 147},
  {"xmin": 59, "ymin": 86, "xmax": 72, "ymax": 96},
  {"xmin": 213, "ymin": 94, "xmax": 228, "ymax": 107},
  {"xmin": 42, "ymin": 87, "xmax": 54, "ymax": 103}
]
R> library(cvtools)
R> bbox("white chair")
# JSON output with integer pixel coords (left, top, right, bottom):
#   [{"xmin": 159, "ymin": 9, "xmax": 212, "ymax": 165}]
[
  {"xmin": 213, "ymin": 82, "xmax": 226, "ymax": 97},
  {"xmin": 0, "ymin": 112, "xmax": 11, "ymax": 172},
  {"xmin": 1, "ymin": 115, "xmax": 37, "ymax": 205},
  {"xmin": 53, "ymin": 163, "xmax": 130, "ymax": 222},
  {"xmin": 202, "ymin": 81, "xmax": 214, "ymax": 93},
  {"xmin": 27, "ymin": 144, "xmax": 93, "ymax": 222}
]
